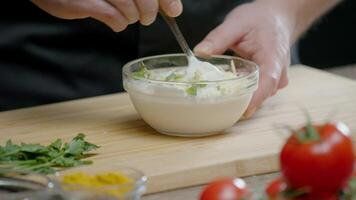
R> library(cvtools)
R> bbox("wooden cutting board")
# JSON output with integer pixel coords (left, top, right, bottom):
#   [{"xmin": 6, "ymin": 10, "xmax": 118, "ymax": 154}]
[{"xmin": 1, "ymin": 65, "xmax": 356, "ymax": 194}]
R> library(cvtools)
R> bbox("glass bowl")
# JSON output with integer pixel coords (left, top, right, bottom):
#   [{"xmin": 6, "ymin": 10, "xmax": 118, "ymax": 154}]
[
  {"xmin": 0, "ymin": 169, "xmax": 58, "ymax": 200},
  {"xmin": 123, "ymin": 54, "xmax": 259, "ymax": 137},
  {"xmin": 56, "ymin": 166, "xmax": 147, "ymax": 200}
]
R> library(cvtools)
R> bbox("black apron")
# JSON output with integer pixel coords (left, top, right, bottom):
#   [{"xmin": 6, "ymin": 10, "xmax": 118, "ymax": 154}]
[{"xmin": 0, "ymin": 0, "xmax": 250, "ymax": 111}]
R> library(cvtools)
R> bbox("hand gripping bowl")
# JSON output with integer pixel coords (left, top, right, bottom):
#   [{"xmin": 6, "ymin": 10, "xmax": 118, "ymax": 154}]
[{"xmin": 123, "ymin": 54, "xmax": 259, "ymax": 137}]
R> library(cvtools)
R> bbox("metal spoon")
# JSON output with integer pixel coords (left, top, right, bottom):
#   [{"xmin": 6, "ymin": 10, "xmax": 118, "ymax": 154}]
[{"xmin": 160, "ymin": 12, "xmax": 223, "ymax": 74}]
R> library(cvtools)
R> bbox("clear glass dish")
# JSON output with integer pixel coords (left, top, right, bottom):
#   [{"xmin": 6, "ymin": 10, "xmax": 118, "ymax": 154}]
[
  {"xmin": 0, "ymin": 169, "xmax": 58, "ymax": 200},
  {"xmin": 56, "ymin": 166, "xmax": 147, "ymax": 200},
  {"xmin": 123, "ymin": 54, "xmax": 259, "ymax": 137}
]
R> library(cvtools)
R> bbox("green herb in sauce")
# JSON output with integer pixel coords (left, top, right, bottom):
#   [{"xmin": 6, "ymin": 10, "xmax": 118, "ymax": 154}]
[
  {"xmin": 186, "ymin": 86, "xmax": 198, "ymax": 96},
  {"xmin": 165, "ymin": 73, "xmax": 183, "ymax": 81},
  {"xmin": 132, "ymin": 63, "xmax": 150, "ymax": 80},
  {"xmin": 185, "ymin": 84, "xmax": 207, "ymax": 96}
]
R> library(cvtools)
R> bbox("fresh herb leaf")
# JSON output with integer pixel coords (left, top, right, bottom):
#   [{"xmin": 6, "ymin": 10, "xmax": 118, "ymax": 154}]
[
  {"xmin": 185, "ymin": 83, "xmax": 207, "ymax": 96},
  {"xmin": 64, "ymin": 138, "xmax": 86, "ymax": 156},
  {"xmin": 65, "ymin": 133, "xmax": 99, "ymax": 155},
  {"xmin": 48, "ymin": 139, "xmax": 62, "ymax": 151},
  {"xmin": 132, "ymin": 62, "xmax": 150, "ymax": 80},
  {"xmin": 165, "ymin": 73, "xmax": 183, "ymax": 81},
  {"xmin": 2, "ymin": 140, "xmax": 20, "ymax": 155},
  {"xmin": 33, "ymin": 166, "xmax": 55, "ymax": 174},
  {"xmin": 186, "ymin": 86, "xmax": 197, "ymax": 96},
  {"xmin": 0, "ymin": 134, "xmax": 99, "ymax": 175},
  {"xmin": 20, "ymin": 143, "xmax": 48, "ymax": 154}
]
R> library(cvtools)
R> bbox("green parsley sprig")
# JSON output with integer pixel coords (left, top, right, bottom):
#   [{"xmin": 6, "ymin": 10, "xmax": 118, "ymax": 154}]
[{"xmin": 0, "ymin": 134, "xmax": 99, "ymax": 174}]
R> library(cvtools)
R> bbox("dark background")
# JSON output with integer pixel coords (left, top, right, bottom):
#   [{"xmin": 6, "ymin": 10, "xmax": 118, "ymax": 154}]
[{"xmin": 298, "ymin": 0, "xmax": 356, "ymax": 68}]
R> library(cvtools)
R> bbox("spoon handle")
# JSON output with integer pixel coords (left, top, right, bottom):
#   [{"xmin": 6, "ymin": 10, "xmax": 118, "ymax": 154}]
[{"xmin": 160, "ymin": 12, "xmax": 194, "ymax": 57}]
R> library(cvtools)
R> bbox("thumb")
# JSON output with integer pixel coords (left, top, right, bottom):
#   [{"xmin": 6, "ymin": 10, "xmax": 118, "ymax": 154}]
[{"xmin": 194, "ymin": 20, "xmax": 246, "ymax": 57}]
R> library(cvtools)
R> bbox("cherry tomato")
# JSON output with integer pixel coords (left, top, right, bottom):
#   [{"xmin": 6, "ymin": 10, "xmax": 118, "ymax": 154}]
[
  {"xmin": 200, "ymin": 178, "xmax": 251, "ymax": 200},
  {"xmin": 280, "ymin": 122, "xmax": 354, "ymax": 196}
]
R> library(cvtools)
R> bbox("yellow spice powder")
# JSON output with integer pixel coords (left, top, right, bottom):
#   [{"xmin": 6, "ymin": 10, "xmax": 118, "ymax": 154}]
[{"xmin": 62, "ymin": 172, "xmax": 134, "ymax": 198}]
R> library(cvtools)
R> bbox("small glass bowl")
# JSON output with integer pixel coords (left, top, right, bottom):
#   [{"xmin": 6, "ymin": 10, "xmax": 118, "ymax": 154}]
[
  {"xmin": 0, "ymin": 169, "xmax": 58, "ymax": 200},
  {"xmin": 123, "ymin": 54, "xmax": 259, "ymax": 137},
  {"xmin": 56, "ymin": 166, "xmax": 147, "ymax": 200}
]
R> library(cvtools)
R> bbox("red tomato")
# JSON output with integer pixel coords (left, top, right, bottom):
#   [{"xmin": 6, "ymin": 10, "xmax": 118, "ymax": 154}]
[
  {"xmin": 266, "ymin": 177, "xmax": 288, "ymax": 198},
  {"xmin": 200, "ymin": 178, "xmax": 251, "ymax": 200},
  {"xmin": 280, "ymin": 122, "xmax": 354, "ymax": 196}
]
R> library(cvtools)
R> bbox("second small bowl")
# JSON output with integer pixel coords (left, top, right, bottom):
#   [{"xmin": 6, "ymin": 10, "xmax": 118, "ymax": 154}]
[{"xmin": 56, "ymin": 166, "xmax": 147, "ymax": 200}]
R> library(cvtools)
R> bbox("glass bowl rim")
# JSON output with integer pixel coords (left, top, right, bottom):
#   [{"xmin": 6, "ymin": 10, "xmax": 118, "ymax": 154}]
[{"xmin": 122, "ymin": 53, "xmax": 259, "ymax": 85}]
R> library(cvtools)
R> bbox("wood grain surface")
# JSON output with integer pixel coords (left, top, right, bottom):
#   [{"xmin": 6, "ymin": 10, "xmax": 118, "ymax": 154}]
[{"xmin": 0, "ymin": 65, "xmax": 355, "ymax": 194}]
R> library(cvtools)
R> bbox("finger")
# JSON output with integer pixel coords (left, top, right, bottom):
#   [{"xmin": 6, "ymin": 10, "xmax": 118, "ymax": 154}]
[
  {"xmin": 159, "ymin": 0, "xmax": 183, "ymax": 17},
  {"xmin": 277, "ymin": 52, "xmax": 290, "ymax": 90},
  {"xmin": 277, "ymin": 66, "xmax": 289, "ymax": 90},
  {"xmin": 31, "ymin": 0, "xmax": 89, "ymax": 19},
  {"xmin": 194, "ymin": 20, "xmax": 246, "ymax": 57},
  {"xmin": 31, "ymin": 0, "xmax": 128, "ymax": 31},
  {"xmin": 243, "ymin": 74, "xmax": 277, "ymax": 118},
  {"xmin": 84, "ymin": 0, "xmax": 129, "ymax": 31},
  {"xmin": 106, "ymin": 0, "xmax": 139, "ymax": 24},
  {"xmin": 135, "ymin": 0, "xmax": 159, "ymax": 25}
]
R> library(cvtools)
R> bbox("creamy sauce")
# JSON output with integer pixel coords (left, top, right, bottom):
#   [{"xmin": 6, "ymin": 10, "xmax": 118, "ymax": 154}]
[
  {"xmin": 185, "ymin": 56, "xmax": 225, "ymax": 81},
  {"xmin": 128, "ymin": 89, "xmax": 251, "ymax": 135}
]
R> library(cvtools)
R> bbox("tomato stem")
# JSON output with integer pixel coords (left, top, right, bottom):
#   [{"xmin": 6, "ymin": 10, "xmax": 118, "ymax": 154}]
[
  {"xmin": 305, "ymin": 113, "xmax": 320, "ymax": 140},
  {"xmin": 283, "ymin": 187, "xmax": 308, "ymax": 198},
  {"xmin": 295, "ymin": 112, "xmax": 320, "ymax": 143}
]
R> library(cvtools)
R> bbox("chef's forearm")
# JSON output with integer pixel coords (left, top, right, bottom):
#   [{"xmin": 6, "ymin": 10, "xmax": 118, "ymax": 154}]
[{"xmin": 257, "ymin": 0, "xmax": 342, "ymax": 43}]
